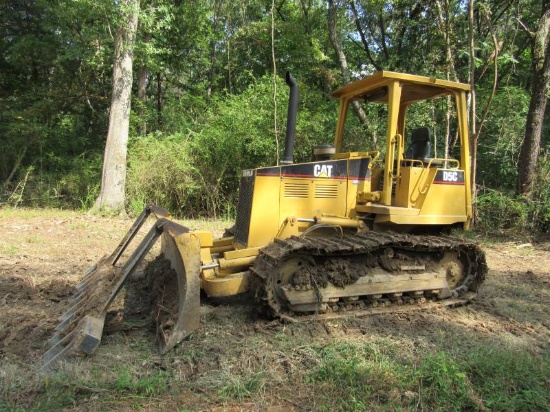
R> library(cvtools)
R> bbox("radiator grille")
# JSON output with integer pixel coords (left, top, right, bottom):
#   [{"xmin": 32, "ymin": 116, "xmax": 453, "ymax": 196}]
[
  {"xmin": 315, "ymin": 184, "xmax": 338, "ymax": 199},
  {"xmin": 284, "ymin": 182, "xmax": 309, "ymax": 198}
]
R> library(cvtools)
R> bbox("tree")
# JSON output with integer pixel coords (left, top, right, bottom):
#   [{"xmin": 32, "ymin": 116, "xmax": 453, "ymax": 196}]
[
  {"xmin": 328, "ymin": 0, "xmax": 370, "ymax": 141},
  {"xmin": 95, "ymin": 0, "xmax": 140, "ymax": 212},
  {"xmin": 517, "ymin": 0, "xmax": 550, "ymax": 196}
]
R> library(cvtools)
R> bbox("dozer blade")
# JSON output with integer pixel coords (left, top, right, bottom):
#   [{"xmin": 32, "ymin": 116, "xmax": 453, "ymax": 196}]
[
  {"xmin": 40, "ymin": 205, "xmax": 201, "ymax": 371},
  {"xmin": 157, "ymin": 228, "xmax": 201, "ymax": 353}
]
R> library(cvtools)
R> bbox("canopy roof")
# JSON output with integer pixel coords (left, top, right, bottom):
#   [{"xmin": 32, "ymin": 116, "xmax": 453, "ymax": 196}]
[{"xmin": 332, "ymin": 71, "xmax": 470, "ymax": 104}]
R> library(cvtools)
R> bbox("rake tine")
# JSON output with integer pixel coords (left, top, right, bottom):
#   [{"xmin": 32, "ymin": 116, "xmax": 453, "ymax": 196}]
[
  {"xmin": 40, "ymin": 338, "xmax": 76, "ymax": 373},
  {"xmin": 70, "ymin": 276, "xmax": 102, "ymax": 302},
  {"xmin": 39, "ymin": 204, "xmax": 200, "ymax": 374},
  {"xmin": 40, "ymin": 210, "xmax": 180, "ymax": 372},
  {"xmin": 81, "ymin": 261, "xmax": 100, "ymax": 280},
  {"xmin": 75, "ymin": 269, "xmax": 103, "ymax": 292},
  {"xmin": 41, "ymin": 314, "xmax": 106, "ymax": 372},
  {"xmin": 46, "ymin": 331, "xmax": 63, "ymax": 347},
  {"xmin": 41, "ymin": 328, "xmax": 78, "ymax": 365},
  {"xmin": 57, "ymin": 293, "xmax": 94, "ymax": 325}
]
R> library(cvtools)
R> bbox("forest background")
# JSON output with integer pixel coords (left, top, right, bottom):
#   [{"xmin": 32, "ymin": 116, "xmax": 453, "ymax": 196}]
[{"xmin": 1, "ymin": 0, "xmax": 549, "ymax": 234}]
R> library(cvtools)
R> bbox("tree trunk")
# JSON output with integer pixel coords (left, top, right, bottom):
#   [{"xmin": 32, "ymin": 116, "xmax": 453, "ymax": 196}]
[
  {"xmin": 434, "ymin": 0, "xmax": 457, "ymax": 158},
  {"xmin": 137, "ymin": 32, "xmax": 151, "ymax": 136},
  {"xmin": 95, "ymin": 0, "xmax": 140, "ymax": 213},
  {"xmin": 517, "ymin": 0, "xmax": 550, "ymax": 196},
  {"xmin": 349, "ymin": 0, "xmax": 382, "ymax": 71},
  {"xmin": 137, "ymin": 67, "xmax": 147, "ymax": 136},
  {"xmin": 156, "ymin": 72, "xmax": 162, "ymax": 127},
  {"xmin": 468, "ymin": 0, "xmax": 477, "ymax": 199}
]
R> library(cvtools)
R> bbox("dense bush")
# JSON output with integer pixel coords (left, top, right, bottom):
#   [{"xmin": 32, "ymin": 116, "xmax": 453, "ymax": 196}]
[
  {"xmin": 126, "ymin": 133, "xmax": 201, "ymax": 217},
  {"xmin": 476, "ymin": 151, "xmax": 550, "ymax": 235},
  {"xmin": 1, "ymin": 153, "xmax": 102, "ymax": 210},
  {"xmin": 124, "ymin": 75, "xmax": 338, "ymax": 218},
  {"xmin": 476, "ymin": 86, "xmax": 530, "ymax": 191}
]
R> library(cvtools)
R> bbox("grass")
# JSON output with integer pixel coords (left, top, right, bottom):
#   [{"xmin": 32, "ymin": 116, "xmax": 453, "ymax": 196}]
[
  {"xmin": 2, "ymin": 312, "xmax": 549, "ymax": 411},
  {"xmin": 465, "ymin": 346, "xmax": 549, "ymax": 411},
  {"xmin": 217, "ymin": 370, "xmax": 266, "ymax": 400},
  {"xmin": 307, "ymin": 341, "xmax": 549, "ymax": 412},
  {"xmin": 114, "ymin": 368, "xmax": 171, "ymax": 396},
  {"xmin": 0, "ymin": 207, "xmax": 79, "ymax": 219},
  {"xmin": 174, "ymin": 217, "xmax": 234, "ymax": 236},
  {"xmin": 307, "ymin": 342, "xmax": 401, "ymax": 411},
  {"xmin": 0, "ymin": 207, "xmax": 233, "ymax": 234},
  {"xmin": 0, "ymin": 245, "xmax": 20, "ymax": 255},
  {"xmin": 1, "ymin": 210, "xmax": 549, "ymax": 411}
]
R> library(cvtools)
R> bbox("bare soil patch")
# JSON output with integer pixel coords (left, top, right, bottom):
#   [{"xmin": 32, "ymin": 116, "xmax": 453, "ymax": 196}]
[{"xmin": 0, "ymin": 210, "xmax": 548, "ymax": 410}]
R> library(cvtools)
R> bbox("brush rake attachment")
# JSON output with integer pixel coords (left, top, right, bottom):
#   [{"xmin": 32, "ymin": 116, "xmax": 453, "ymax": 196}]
[{"xmin": 40, "ymin": 205, "xmax": 201, "ymax": 372}]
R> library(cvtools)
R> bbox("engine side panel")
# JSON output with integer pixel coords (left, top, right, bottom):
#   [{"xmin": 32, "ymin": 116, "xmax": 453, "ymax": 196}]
[{"xmin": 235, "ymin": 158, "xmax": 372, "ymax": 247}]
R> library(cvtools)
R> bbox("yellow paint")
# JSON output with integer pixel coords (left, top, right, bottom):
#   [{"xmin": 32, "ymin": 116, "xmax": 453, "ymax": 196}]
[
  {"xmin": 382, "ymin": 82, "xmax": 403, "ymax": 205},
  {"xmin": 194, "ymin": 231, "xmax": 213, "ymax": 247},
  {"xmin": 223, "ymin": 247, "xmax": 261, "ymax": 260},
  {"xmin": 202, "ymin": 271, "xmax": 249, "ymax": 297},
  {"xmin": 241, "ymin": 175, "xmax": 281, "ymax": 247},
  {"xmin": 193, "ymin": 71, "xmax": 474, "ymax": 297}
]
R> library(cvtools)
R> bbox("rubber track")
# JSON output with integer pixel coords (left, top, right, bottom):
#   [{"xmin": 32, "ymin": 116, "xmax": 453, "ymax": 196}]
[{"xmin": 250, "ymin": 232, "xmax": 487, "ymax": 319}]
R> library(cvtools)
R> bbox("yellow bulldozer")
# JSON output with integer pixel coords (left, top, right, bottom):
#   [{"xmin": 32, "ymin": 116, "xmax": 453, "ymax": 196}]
[{"xmin": 41, "ymin": 71, "xmax": 487, "ymax": 370}]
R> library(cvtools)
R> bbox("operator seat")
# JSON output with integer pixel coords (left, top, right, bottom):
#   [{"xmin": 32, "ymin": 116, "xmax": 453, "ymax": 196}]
[{"xmin": 405, "ymin": 127, "xmax": 432, "ymax": 164}]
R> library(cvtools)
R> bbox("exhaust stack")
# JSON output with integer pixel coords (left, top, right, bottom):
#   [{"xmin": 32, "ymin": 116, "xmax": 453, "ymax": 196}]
[{"xmin": 281, "ymin": 71, "xmax": 299, "ymax": 165}]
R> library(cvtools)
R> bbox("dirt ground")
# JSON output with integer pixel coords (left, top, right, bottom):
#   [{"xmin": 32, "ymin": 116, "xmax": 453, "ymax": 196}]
[{"xmin": 0, "ymin": 210, "xmax": 549, "ymax": 410}]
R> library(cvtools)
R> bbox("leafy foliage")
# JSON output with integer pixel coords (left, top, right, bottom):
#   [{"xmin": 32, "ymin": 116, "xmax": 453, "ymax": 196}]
[
  {"xmin": 0, "ymin": 0, "xmax": 548, "ymax": 232},
  {"xmin": 127, "ymin": 76, "xmax": 338, "ymax": 218},
  {"xmin": 476, "ymin": 86, "xmax": 530, "ymax": 190},
  {"xmin": 126, "ymin": 133, "xmax": 201, "ymax": 216},
  {"xmin": 476, "ymin": 149, "xmax": 550, "ymax": 235}
]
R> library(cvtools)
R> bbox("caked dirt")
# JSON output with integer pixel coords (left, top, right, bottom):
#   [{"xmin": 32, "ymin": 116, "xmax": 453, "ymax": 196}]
[{"xmin": 0, "ymin": 210, "xmax": 549, "ymax": 410}]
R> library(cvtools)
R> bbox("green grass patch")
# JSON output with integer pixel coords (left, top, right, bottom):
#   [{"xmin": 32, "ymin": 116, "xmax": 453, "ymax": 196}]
[
  {"xmin": 307, "ymin": 340, "xmax": 549, "ymax": 412},
  {"xmin": 464, "ymin": 346, "xmax": 549, "ymax": 411},
  {"xmin": 114, "ymin": 368, "xmax": 171, "ymax": 396},
  {"xmin": 307, "ymin": 341, "xmax": 404, "ymax": 411},
  {"xmin": 411, "ymin": 351, "xmax": 479, "ymax": 411},
  {"xmin": 218, "ymin": 371, "xmax": 266, "ymax": 401},
  {"xmin": 0, "ymin": 245, "xmax": 20, "ymax": 255},
  {"xmin": 28, "ymin": 368, "xmax": 172, "ymax": 411}
]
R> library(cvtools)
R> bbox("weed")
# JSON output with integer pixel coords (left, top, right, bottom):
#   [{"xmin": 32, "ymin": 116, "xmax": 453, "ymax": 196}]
[
  {"xmin": 411, "ymin": 351, "xmax": 476, "ymax": 411},
  {"xmin": 1, "ymin": 245, "xmax": 20, "ymax": 255},
  {"xmin": 308, "ymin": 341, "xmax": 403, "ymax": 411},
  {"xmin": 114, "ymin": 368, "xmax": 171, "ymax": 396},
  {"xmin": 218, "ymin": 372, "xmax": 265, "ymax": 400},
  {"xmin": 464, "ymin": 346, "xmax": 549, "ymax": 411}
]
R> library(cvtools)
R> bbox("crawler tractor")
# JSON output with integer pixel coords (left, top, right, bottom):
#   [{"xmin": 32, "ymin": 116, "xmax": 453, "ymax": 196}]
[{"xmin": 42, "ymin": 71, "xmax": 487, "ymax": 370}]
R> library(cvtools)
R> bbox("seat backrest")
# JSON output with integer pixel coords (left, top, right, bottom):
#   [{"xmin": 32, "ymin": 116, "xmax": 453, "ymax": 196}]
[{"xmin": 405, "ymin": 127, "xmax": 432, "ymax": 161}]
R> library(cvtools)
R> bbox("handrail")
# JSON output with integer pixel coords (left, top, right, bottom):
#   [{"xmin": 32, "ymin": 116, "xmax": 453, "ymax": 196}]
[
  {"xmin": 333, "ymin": 150, "xmax": 380, "ymax": 161},
  {"xmin": 426, "ymin": 158, "xmax": 460, "ymax": 169},
  {"xmin": 401, "ymin": 157, "xmax": 460, "ymax": 169},
  {"xmin": 365, "ymin": 150, "xmax": 381, "ymax": 167},
  {"xmin": 400, "ymin": 159, "xmax": 424, "ymax": 167}
]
